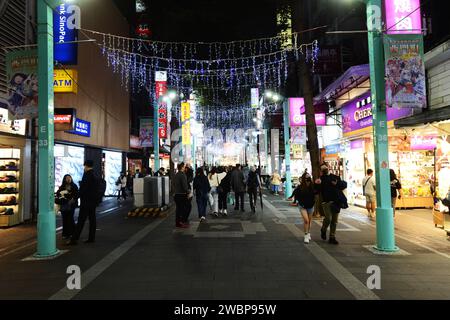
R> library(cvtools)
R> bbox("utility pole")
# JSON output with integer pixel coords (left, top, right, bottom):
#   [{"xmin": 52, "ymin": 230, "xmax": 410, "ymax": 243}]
[
  {"xmin": 36, "ymin": 0, "xmax": 59, "ymax": 258},
  {"xmin": 366, "ymin": 0, "xmax": 397, "ymax": 252}
]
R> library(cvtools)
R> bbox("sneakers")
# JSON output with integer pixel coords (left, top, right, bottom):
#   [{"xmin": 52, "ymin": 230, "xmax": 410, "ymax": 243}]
[
  {"xmin": 223, "ymin": 210, "xmax": 228, "ymax": 216},
  {"xmin": 328, "ymin": 237, "xmax": 339, "ymax": 245},
  {"xmin": 200, "ymin": 216, "xmax": 206, "ymax": 222},
  {"xmin": 321, "ymin": 229, "xmax": 327, "ymax": 240},
  {"xmin": 304, "ymin": 234, "xmax": 310, "ymax": 244},
  {"xmin": 176, "ymin": 222, "xmax": 189, "ymax": 228}
]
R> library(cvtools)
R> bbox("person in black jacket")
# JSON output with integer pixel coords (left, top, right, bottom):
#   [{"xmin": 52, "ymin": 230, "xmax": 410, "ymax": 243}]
[
  {"xmin": 174, "ymin": 162, "xmax": 191, "ymax": 228},
  {"xmin": 231, "ymin": 164, "xmax": 246, "ymax": 212},
  {"xmin": 68, "ymin": 160, "xmax": 99, "ymax": 245},
  {"xmin": 247, "ymin": 166, "xmax": 260, "ymax": 213},
  {"xmin": 293, "ymin": 172, "xmax": 318, "ymax": 244},
  {"xmin": 390, "ymin": 169, "xmax": 402, "ymax": 217},
  {"xmin": 218, "ymin": 166, "xmax": 232, "ymax": 216},
  {"xmin": 315, "ymin": 164, "xmax": 347, "ymax": 245},
  {"xmin": 193, "ymin": 167, "xmax": 211, "ymax": 222},
  {"xmin": 56, "ymin": 174, "xmax": 79, "ymax": 239}
]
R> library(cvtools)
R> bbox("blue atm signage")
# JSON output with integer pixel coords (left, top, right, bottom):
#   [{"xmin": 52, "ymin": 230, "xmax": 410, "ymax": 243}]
[
  {"xmin": 53, "ymin": 4, "xmax": 78, "ymax": 65},
  {"xmin": 67, "ymin": 118, "xmax": 91, "ymax": 137}
]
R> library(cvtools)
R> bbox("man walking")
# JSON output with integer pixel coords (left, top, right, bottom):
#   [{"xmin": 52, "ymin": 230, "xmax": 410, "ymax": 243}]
[
  {"xmin": 68, "ymin": 160, "xmax": 99, "ymax": 245},
  {"xmin": 174, "ymin": 162, "xmax": 190, "ymax": 228},
  {"xmin": 362, "ymin": 169, "xmax": 376, "ymax": 219},
  {"xmin": 315, "ymin": 164, "xmax": 347, "ymax": 245},
  {"xmin": 231, "ymin": 164, "xmax": 246, "ymax": 212}
]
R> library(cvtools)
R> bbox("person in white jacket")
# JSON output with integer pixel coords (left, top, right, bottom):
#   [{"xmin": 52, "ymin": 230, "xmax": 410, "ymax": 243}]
[{"xmin": 208, "ymin": 167, "xmax": 220, "ymax": 216}]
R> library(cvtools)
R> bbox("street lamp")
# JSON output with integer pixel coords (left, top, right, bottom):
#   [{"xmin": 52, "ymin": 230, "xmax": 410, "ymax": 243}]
[
  {"xmin": 263, "ymin": 91, "xmax": 292, "ymax": 199},
  {"xmin": 334, "ymin": 0, "xmax": 397, "ymax": 252},
  {"xmin": 35, "ymin": 0, "xmax": 69, "ymax": 258}
]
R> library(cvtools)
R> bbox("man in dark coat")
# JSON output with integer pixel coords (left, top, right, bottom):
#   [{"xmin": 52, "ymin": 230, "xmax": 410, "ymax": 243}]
[
  {"xmin": 68, "ymin": 160, "xmax": 99, "ymax": 245},
  {"xmin": 315, "ymin": 163, "xmax": 347, "ymax": 245},
  {"xmin": 173, "ymin": 162, "xmax": 191, "ymax": 228},
  {"xmin": 231, "ymin": 164, "xmax": 246, "ymax": 212}
]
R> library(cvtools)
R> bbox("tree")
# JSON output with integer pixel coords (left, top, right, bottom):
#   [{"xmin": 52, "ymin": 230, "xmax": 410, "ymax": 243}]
[{"xmin": 291, "ymin": 0, "xmax": 321, "ymax": 180}]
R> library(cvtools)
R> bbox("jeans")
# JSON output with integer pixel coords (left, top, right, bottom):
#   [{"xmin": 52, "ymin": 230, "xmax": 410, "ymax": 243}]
[
  {"xmin": 218, "ymin": 191, "xmax": 228, "ymax": 211},
  {"xmin": 321, "ymin": 202, "xmax": 339, "ymax": 238},
  {"xmin": 196, "ymin": 194, "xmax": 208, "ymax": 218},
  {"xmin": 248, "ymin": 188, "xmax": 258, "ymax": 210},
  {"xmin": 272, "ymin": 185, "xmax": 279, "ymax": 193},
  {"xmin": 61, "ymin": 208, "xmax": 75, "ymax": 237},
  {"xmin": 210, "ymin": 187, "xmax": 219, "ymax": 213},
  {"xmin": 72, "ymin": 204, "xmax": 97, "ymax": 242},
  {"xmin": 234, "ymin": 192, "xmax": 245, "ymax": 210}
]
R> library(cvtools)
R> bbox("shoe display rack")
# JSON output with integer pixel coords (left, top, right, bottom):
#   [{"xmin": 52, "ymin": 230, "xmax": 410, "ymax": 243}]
[{"xmin": 0, "ymin": 154, "xmax": 20, "ymax": 227}]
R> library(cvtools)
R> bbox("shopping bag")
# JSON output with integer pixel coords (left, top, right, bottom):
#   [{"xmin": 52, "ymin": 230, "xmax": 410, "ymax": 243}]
[{"xmin": 227, "ymin": 193, "xmax": 234, "ymax": 205}]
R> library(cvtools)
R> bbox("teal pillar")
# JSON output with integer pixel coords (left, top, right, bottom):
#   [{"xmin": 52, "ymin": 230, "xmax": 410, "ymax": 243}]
[
  {"xmin": 366, "ymin": 0, "xmax": 398, "ymax": 252},
  {"xmin": 35, "ymin": 0, "xmax": 59, "ymax": 258},
  {"xmin": 283, "ymin": 100, "xmax": 292, "ymax": 199},
  {"xmin": 154, "ymin": 102, "xmax": 160, "ymax": 171}
]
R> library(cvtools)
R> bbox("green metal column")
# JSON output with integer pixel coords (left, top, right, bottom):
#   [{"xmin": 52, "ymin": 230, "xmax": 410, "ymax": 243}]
[
  {"xmin": 283, "ymin": 100, "xmax": 292, "ymax": 199},
  {"xmin": 36, "ymin": 0, "xmax": 58, "ymax": 258},
  {"xmin": 366, "ymin": 0, "xmax": 398, "ymax": 252}
]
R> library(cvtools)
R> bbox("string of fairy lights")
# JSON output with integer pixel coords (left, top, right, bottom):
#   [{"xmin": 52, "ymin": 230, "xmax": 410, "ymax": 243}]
[{"xmin": 81, "ymin": 28, "xmax": 320, "ymax": 129}]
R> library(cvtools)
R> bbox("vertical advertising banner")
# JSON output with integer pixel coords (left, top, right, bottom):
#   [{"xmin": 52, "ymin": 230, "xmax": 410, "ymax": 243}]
[
  {"xmin": 251, "ymin": 88, "xmax": 259, "ymax": 108},
  {"xmin": 0, "ymin": 49, "xmax": 38, "ymax": 120},
  {"xmin": 181, "ymin": 102, "xmax": 191, "ymax": 145},
  {"xmin": 385, "ymin": 0, "xmax": 422, "ymax": 34},
  {"xmin": 155, "ymin": 71, "xmax": 167, "ymax": 139},
  {"xmin": 384, "ymin": 34, "xmax": 426, "ymax": 109},
  {"xmin": 139, "ymin": 118, "xmax": 153, "ymax": 147},
  {"xmin": 53, "ymin": 4, "xmax": 78, "ymax": 65},
  {"xmin": 271, "ymin": 129, "xmax": 279, "ymax": 173}
]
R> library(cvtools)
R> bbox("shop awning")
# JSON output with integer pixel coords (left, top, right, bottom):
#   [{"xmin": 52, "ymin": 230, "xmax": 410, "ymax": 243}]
[
  {"xmin": 394, "ymin": 105, "xmax": 450, "ymax": 128},
  {"xmin": 314, "ymin": 64, "xmax": 370, "ymax": 103}
]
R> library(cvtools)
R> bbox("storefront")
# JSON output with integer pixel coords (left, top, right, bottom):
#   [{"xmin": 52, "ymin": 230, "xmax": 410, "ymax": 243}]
[
  {"xmin": 54, "ymin": 144, "xmax": 85, "ymax": 191},
  {"xmin": 340, "ymin": 91, "xmax": 433, "ymax": 208},
  {"xmin": 0, "ymin": 116, "xmax": 31, "ymax": 227}
]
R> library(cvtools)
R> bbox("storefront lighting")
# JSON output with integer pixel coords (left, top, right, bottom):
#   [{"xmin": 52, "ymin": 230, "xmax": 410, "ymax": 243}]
[
  {"xmin": 265, "ymin": 91, "xmax": 273, "ymax": 99},
  {"xmin": 168, "ymin": 91, "xmax": 177, "ymax": 100}
]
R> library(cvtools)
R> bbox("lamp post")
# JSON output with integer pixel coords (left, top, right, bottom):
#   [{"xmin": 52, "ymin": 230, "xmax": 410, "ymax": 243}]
[
  {"xmin": 365, "ymin": 0, "xmax": 398, "ymax": 252},
  {"xmin": 35, "ymin": 0, "xmax": 61, "ymax": 258},
  {"xmin": 264, "ymin": 91, "xmax": 292, "ymax": 199}
]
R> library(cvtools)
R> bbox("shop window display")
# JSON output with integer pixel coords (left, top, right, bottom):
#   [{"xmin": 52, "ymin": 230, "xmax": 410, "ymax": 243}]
[
  {"xmin": 344, "ymin": 147, "xmax": 366, "ymax": 207},
  {"xmin": 0, "ymin": 148, "xmax": 21, "ymax": 227},
  {"xmin": 104, "ymin": 151, "xmax": 122, "ymax": 196},
  {"xmin": 389, "ymin": 150, "xmax": 434, "ymax": 208},
  {"xmin": 54, "ymin": 145, "xmax": 85, "ymax": 192}
]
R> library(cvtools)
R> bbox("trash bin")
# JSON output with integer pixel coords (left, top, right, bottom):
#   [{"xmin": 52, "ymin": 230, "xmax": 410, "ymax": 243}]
[
  {"xmin": 133, "ymin": 178, "xmax": 144, "ymax": 208},
  {"xmin": 144, "ymin": 176, "xmax": 162, "ymax": 208},
  {"xmin": 161, "ymin": 176, "xmax": 170, "ymax": 206}
]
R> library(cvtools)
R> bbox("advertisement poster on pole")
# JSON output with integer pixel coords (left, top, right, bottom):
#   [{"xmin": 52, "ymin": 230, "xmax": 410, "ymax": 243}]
[
  {"xmin": 251, "ymin": 88, "xmax": 259, "ymax": 108},
  {"xmin": 155, "ymin": 71, "xmax": 168, "ymax": 139},
  {"xmin": 181, "ymin": 102, "xmax": 191, "ymax": 145},
  {"xmin": 0, "ymin": 49, "xmax": 38, "ymax": 120},
  {"xmin": 139, "ymin": 118, "xmax": 153, "ymax": 147},
  {"xmin": 384, "ymin": 34, "xmax": 426, "ymax": 109}
]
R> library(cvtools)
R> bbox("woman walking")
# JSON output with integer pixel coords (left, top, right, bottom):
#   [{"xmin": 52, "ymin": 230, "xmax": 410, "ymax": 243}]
[
  {"xmin": 193, "ymin": 167, "xmax": 211, "ymax": 222},
  {"xmin": 56, "ymin": 174, "xmax": 79, "ymax": 239},
  {"xmin": 390, "ymin": 169, "xmax": 402, "ymax": 217},
  {"xmin": 208, "ymin": 167, "xmax": 220, "ymax": 217},
  {"xmin": 293, "ymin": 172, "xmax": 317, "ymax": 244}
]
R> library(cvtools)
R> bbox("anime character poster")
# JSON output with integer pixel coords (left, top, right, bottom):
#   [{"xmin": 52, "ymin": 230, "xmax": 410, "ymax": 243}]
[
  {"xmin": 384, "ymin": 34, "xmax": 426, "ymax": 109},
  {"xmin": 0, "ymin": 49, "xmax": 39, "ymax": 119}
]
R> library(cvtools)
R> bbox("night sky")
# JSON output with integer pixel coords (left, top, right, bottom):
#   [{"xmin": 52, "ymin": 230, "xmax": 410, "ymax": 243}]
[{"xmin": 148, "ymin": 0, "xmax": 279, "ymax": 42}]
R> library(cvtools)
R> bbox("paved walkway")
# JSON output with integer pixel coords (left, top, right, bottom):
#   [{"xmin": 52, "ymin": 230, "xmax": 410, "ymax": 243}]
[{"xmin": 1, "ymin": 192, "xmax": 450, "ymax": 300}]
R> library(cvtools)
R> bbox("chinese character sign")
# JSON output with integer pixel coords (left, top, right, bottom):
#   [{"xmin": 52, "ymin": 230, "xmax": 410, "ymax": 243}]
[
  {"xmin": 384, "ymin": 34, "xmax": 426, "ymax": 109},
  {"xmin": 155, "ymin": 71, "xmax": 167, "ymax": 139},
  {"xmin": 385, "ymin": 0, "xmax": 422, "ymax": 34},
  {"xmin": 181, "ymin": 102, "xmax": 191, "ymax": 145},
  {"xmin": 251, "ymin": 88, "xmax": 259, "ymax": 108}
]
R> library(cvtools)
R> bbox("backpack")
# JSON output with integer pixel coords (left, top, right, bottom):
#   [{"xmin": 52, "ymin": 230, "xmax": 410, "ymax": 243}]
[{"xmin": 96, "ymin": 177, "xmax": 107, "ymax": 204}]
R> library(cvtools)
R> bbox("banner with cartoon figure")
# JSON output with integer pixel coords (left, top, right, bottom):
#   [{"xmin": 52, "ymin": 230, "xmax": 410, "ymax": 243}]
[
  {"xmin": 0, "ymin": 49, "xmax": 39, "ymax": 119},
  {"xmin": 384, "ymin": 34, "xmax": 426, "ymax": 109}
]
